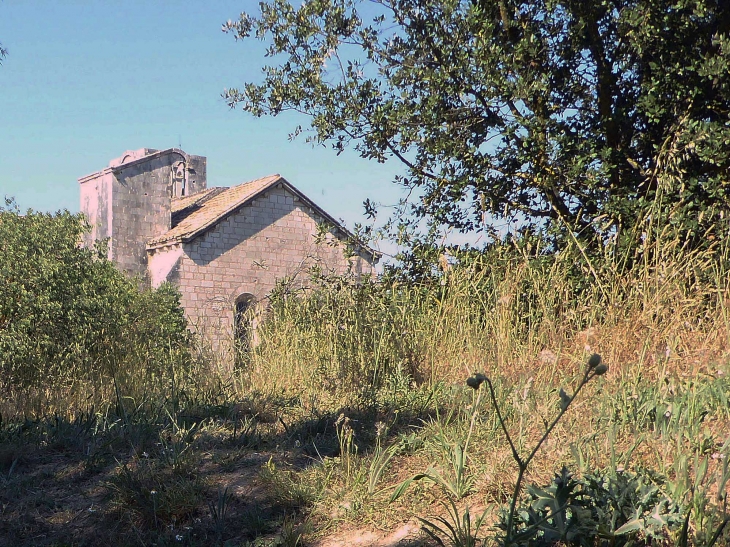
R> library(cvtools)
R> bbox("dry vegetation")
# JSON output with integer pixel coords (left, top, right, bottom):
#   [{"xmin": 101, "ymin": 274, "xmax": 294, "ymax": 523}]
[{"xmin": 2, "ymin": 219, "xmax": 730, "ymax": 546}]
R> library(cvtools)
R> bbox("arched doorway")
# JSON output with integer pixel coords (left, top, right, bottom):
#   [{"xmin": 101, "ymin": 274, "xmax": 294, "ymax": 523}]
[{"xmin": 234, "ymin": 293, "xmax": 255, "ymax": 365}]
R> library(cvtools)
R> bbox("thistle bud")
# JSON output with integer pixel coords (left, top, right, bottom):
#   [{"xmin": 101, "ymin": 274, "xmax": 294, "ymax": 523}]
[
  {"xmin": 594, "ymin": 364, "xmax": 608, "ymax": 375},
  {"xmin": 588, "ymin": 354, "xmax": 602, "ymax": 368},
  {"xmin": 466, "ymin": 375, "xmax": 485, "ymax": 389}
]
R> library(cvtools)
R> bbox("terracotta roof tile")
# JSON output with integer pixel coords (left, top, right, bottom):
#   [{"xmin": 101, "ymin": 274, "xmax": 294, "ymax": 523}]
[
  {"xmin": 171, "ymin": 187, "xmax": 222, "ymax": 215},
  {"xmin": 148, "ymin": 174, "xmax": 282, "ymax": 246},
  {"xmin": 171, "ymin": 187, "xmax": 228, "ymax": 227}
]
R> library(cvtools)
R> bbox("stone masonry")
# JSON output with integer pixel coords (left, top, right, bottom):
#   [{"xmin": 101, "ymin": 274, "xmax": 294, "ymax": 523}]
[
  {"xmin": 80, "ymin": 148, "xmax": 377, "ymax": 364},
  {"xmin": 79, "ymin": 148, "xmax": 206, "ymax": 277}
]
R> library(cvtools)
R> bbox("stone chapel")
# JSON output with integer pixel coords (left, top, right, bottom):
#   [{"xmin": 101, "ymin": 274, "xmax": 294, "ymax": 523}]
[{"xmin": 79, "ymin": 148, "xmax": 377, "ymax": 360}]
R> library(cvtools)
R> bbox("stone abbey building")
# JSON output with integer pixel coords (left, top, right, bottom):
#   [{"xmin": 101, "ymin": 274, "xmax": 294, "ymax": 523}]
[{"xmin": 79, "ymin": 148, "xmax": 377, "ymax": 360}]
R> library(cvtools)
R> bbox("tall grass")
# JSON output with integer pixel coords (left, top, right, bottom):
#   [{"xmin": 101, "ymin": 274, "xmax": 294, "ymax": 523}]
[
  {"xmin": 227, "ymin": 214, "xmax": 730, "ymax": 543},
  {"xmin": 241, "ymin": 219, "xmax": 730, "ymax": 407}
]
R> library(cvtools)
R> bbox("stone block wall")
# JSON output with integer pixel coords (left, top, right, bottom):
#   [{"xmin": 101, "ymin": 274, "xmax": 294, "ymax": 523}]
[
  {"xmin": 165, "ymin": 185, "xmax": 374, "ymax": 361},
  {"xmin": 79, "ymin": 169, "xmax": 113, "ymax": 256},
  {"xmin": 112, "ymin": 156, "xmax": 175, "ymax": 277},
  {"xmin": 110, "ymin": 150, "xmax": 207, "ymax": 278},
  {"xmin": 186, "ymin": 155, "xmax": 207, "ymax": 196}
]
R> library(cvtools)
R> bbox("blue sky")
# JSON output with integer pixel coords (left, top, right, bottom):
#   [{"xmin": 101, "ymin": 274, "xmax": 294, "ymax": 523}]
[{"xmin": 0, "ymin": 1, "xmax": 409, "ymax": 249}]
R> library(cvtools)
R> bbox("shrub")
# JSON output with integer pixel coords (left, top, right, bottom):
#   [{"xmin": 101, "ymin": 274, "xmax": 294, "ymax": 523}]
[
  {"xmin": 0, "ymin": 199, "xmax": 191, "ymax": 413},
  {"xmin": 501, "ymin": 466, "xmax": 684, "ymax": 546}
]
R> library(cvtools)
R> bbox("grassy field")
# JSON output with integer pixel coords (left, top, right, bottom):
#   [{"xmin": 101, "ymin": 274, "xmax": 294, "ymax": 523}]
[{"xmin": 2, "ymin": 229, "xmax": 730, "ymax": 546}]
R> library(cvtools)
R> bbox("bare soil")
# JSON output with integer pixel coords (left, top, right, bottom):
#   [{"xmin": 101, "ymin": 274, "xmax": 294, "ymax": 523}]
[{"xmin": 0, "ymin": 407, "xmax": 433, "ymax": 547}]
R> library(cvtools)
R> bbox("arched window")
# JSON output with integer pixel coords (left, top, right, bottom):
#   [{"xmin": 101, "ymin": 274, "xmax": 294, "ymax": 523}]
[
  {"xmin": 234, "ymin": 293, "xmax": 255, "ymax": 362},
  {"xmin": 171, "ymin": 161, "xmax": 186, "ymax": 197}
]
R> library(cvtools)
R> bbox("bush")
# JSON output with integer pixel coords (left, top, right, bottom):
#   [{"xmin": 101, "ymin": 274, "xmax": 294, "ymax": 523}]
[
  {"xmin": 501, "ymin": 466, "xmax": 684, "ymax": 546},
  {"xmin": 0, "ymin": 199, "xmax": 191, "ymax": 411}
]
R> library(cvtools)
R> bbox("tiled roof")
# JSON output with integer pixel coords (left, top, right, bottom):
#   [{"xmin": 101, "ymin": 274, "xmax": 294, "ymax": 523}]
[
  {"xmin": 148, "ymin": 174, "xmax": 282, "ymax": 246},
  {"xmin": 147, "ymin": 174, "xmax": 379, "ymax": 260},
  {"xmin": 171, "ymin": 187, "xmax": 228, "ymax": 227},
  {"xmin": 171, "ymin": 187, "xmax": 222, "ymax": 215}
]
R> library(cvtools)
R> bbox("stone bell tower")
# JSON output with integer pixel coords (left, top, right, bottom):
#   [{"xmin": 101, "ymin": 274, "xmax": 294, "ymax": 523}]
[{"xmin": 78, "ymin": 148, "xmax": 207, "ymax": 278}]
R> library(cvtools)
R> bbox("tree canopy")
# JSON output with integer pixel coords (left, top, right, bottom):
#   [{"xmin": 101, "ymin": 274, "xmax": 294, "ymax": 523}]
[
  {"xmin": 0, "ymin": 200, "xmax": 190, "ymax": 391},
  {"xmin": 225, "ymin": 0, "xmax": 730, "ymax": 248}
]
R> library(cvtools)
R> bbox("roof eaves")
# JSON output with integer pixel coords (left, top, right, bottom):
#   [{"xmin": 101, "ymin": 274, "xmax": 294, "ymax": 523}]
[
  {"xmin": 146, "ymin": 237, "xmax": 183, "ymax": 251},
  {"xmin": 78, "ymin": 167, "xmax": 112, "ymax": 183}
]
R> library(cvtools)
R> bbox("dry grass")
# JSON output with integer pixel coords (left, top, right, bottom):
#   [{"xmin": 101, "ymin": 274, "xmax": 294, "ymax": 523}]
[
  {"xmin": 2, "ymin": 222, "xmax": 730, "ymax": 545},
  {"xmin": 232, "ymin": 224, "xmax": 730, "ymax": 544}
]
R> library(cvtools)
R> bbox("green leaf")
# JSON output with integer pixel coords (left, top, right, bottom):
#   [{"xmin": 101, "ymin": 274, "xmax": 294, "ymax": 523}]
[{"xmin": 615, "ymin": 518, "xmax": 646, "ymax": 535}]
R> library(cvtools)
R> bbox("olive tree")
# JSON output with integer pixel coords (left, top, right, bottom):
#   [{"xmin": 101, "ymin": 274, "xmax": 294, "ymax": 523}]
[{"xmin": 225, "ymin": 0, "xmax": 730, "ymax": 249}]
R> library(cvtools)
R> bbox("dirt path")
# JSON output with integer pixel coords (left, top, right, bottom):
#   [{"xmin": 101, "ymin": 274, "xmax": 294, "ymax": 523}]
[{"xmin": 314, "ymin": 521, "xmax": 423, "ymax": 547}]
